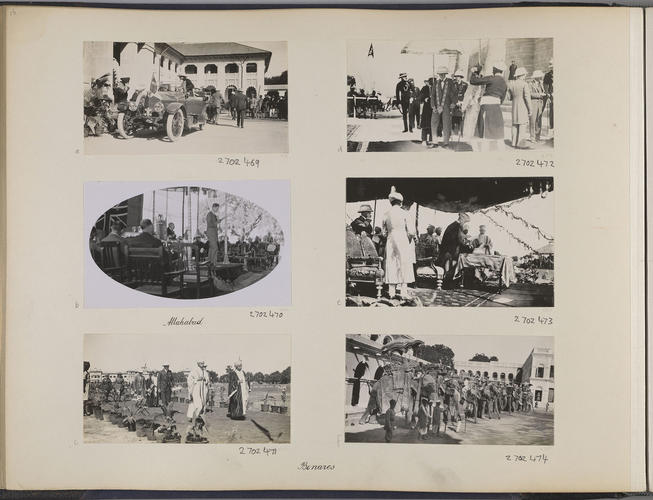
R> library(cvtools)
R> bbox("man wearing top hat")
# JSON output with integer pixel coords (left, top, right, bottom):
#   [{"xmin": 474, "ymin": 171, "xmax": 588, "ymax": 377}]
[
  {"xmin": 395, "ymin": 73, "xmax": 411, "ymax": 133},
  {"xmin": 470, "ymin": 62, "xmax": 508, "ymax": 142},
  {"xmin": 158, "ymin": 364, "xmax": 174, "ymax": 408},
  {"xmin": 351, "ymin": 204, "xmax": 374, "ymax": 237},
  {"xmin": 429, "ymin": 66, "xmax": 457, "ymax": 148}
]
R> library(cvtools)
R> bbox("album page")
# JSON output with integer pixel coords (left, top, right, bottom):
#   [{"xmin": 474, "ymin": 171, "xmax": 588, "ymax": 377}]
[{"xmin": 2, "ymin": 5, "xmax": 646, "ymax": 492}]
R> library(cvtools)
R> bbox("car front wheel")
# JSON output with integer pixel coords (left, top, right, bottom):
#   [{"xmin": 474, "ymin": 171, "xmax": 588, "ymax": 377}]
[
  {"xmin": 116, "ymin": 113, "xmax": 135, "ymax": 139},
  {"xmin": 166, "ymin": 109, "xmax": 185, "ymax": 142}
]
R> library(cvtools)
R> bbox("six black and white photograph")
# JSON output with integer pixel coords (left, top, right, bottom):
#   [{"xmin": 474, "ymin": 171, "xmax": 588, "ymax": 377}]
[
  {"xmin": 85, "ymin": 181, "xmax": 290, "ymax": 307},
  {"xmin": 346, "ymin": 38, "xmax": 553, "ymax": 152},
  {"xmin": 81, "ymin": 39, "xmax": 557, "ymax": 450},
  {"xmin": 345, "ymin": 334, "xmax": 554, "ymax": 445},
  {"xmin": 346, "ymin": 177, "xmax": 554, "ymax": 307},
  {"xmin": 83, "ymin": 41, "xmax": 288, "ymax": 154},
  {"xmin": 83, "ymin": 334, "xmax": 291, "ymax": 444}
]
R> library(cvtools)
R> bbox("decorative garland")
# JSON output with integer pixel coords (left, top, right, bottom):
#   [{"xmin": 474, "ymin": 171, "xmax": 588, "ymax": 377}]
[{"xmin": 481, "ymin": 212, "xmax": 538, "ymax": 253}]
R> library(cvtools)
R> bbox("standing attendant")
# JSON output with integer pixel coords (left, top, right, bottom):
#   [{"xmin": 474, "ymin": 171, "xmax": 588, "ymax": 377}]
[
  {"xmin": 185, "ymin": 361, "xmax": 210, "ymax": 438},
  {"xmin": 408, "ymin": 79, "xmax": 421, "ymax": 131},
  {"xmin": 158, "ymin": 364, "xmax": 174, "ymax": 408},
  {"xmin": 430, "ymin": 67, "xmax": 457, "ymax": 148},
  {"xmin": 206, "ymin": 203, "xmax": 220, "ymax": 266},
  {"xmin": 395, "ymin": 73, "xmax": 411, "ymax": 133},
  {"xmin": 228, "ymin": 359, "xmax": 251, "ymax": 420},
  {"xmin": 83, "ymin": 362, "xmax": 91, "ymax": 416},
  {"xmin": 384, "ymin": 399, "xmax": 397, "ymax": 443},
  {"xmin": 528, "ymin": 70, "xmax": 546, "ymax": 142},
  {"xmin": 543, "ymin": 60, "xmax": 554, "ymax": 136},
  {"xmin": 452, "ymin": 71, "xmax": 468, "ymax": 135},
  {"xmin": 133, "ymin": 371, "xmax": 146, "ymax": 399},
  {"xmin": 383, "ymin": 187, "xmax": 415, "ymax": 299},
  {"xmin": 232, "ymin": 89, "xmax": 248, "ymax": 128},
  {"xmin": 470, "ymin": 63, "xmax": 508, "ymax": 145},
  {"xmin": 506, "ymin": 67, "xmax": 532, "ymax": 148},
  {"xmin": 420, "ymin": 78, "xmax": 433, "ymax": 146}
]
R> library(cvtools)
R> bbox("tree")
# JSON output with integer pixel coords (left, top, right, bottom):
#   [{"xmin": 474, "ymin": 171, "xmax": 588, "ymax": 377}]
[
  {"xmin": 415, "ymin": 344, "xmax": 454, "ymax": 367},
  {"xmin": 264, "ymin": 70, "xmax": 288, "ymax": 85},
  {"xmin": 280, "ymin": 366, "xmax": 291, "ymax": 384},
  {"xmin": 208, "ymin": 370, "xmax": 219, "ymax": 383},
  {"xmin": 469, "ymin": 353, "xmax": 498, "ymax": 362},
  {"xmin": 347, "ymin": 75, "xmax": 356, "ymax": 87}
]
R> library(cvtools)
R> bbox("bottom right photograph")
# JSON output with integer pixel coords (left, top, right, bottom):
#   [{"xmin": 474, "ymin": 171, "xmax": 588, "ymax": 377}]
[{"xmin": 345, "ymin": 334, "xmax": 554, "ymax": 445}]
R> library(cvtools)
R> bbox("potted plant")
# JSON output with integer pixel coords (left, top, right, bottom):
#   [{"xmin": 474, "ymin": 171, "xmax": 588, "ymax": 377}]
[{"xmin": 153, "ymin": 403, "xmax": 182, "ymax": 443}]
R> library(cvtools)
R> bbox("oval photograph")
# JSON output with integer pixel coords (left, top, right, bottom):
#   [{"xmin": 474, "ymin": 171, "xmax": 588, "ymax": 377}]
[{"xmin": 89, "ymin": 186, "xmax": 285, "ymax": 300}]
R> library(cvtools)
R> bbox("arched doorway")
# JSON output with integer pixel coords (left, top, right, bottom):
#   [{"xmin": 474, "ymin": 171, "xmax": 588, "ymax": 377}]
[
  {"xmin": 246, "ymin": 86, "xmax": 257, "ymax": 99},
  {"xmin": 225, "ymin": 85, "xmax": 237, "ymax": 102}
]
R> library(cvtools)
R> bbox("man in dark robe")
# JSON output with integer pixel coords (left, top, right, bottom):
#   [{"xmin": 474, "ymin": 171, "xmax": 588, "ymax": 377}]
[
  {"xmin": 438, "ymin": 213, "xmax": 473, "ymax": 280},
  {"xmin": 227, "ymin": 360, "xmax": 250, "ymax": 420},
  {"xmin": 395, "ymin": 73, "xmax": 411, "ymax": 133},
  {"xmin": 158, "ymin": 364, "xmax": 174, "ymax": 408}
]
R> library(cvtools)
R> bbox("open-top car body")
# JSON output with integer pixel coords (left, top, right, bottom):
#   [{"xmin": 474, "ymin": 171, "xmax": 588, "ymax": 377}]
[{"xmin": 116, "ymin": 86, "xmax": 209, "ymax": 141}]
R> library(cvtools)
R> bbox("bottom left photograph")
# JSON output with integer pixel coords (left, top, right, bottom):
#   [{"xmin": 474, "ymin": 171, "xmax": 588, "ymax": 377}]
[{"xmin": 83, "ymin": 333, "xmax": 291, "ymax": 444}]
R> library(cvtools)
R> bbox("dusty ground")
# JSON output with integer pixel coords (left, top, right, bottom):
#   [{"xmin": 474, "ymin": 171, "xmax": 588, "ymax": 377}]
[
  {"xmin": 345, "ymin": 409, "xmax": 554, "ymax": 445},
  {"xmin": 85, "ymin": 115, "xmax": 288, "ymax": 155},
  {"xmin": 347, "ymin": 106, "xmax": 554, "ymax": 153}
]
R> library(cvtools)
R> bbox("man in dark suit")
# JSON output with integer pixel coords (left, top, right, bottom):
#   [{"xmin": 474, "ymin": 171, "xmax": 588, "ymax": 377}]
[
  {"xmin": 438, "ymin": 213, "xmax": 472, "ymax": 279},
  {"xmin": 128, "ymin": 219, "xmax": 163, "ymax": 248},
  {"xmin": 408, "ymin": 78, "xmax": 421, "ymax": 132},
  {"xmin": 452, "ymin": 71, "xmax": 468, "ymax": 135},
  {"xmin": 395, "ymin": 73, "xmax": 411, "ymax": 133},
  {"xmin": 232, "ymin": 89, "xmax": 248, "ymax": 128},
  {"xmin": 350, "ymin": 204, "xmax": 374, "ymax": 236},
  {"xmin": 430, "ymin": 67, "xmax": 457, "ymax": 148},
  {"xmin": 158, "ymin": 364, "xmax": 174, "ymax": 408}
]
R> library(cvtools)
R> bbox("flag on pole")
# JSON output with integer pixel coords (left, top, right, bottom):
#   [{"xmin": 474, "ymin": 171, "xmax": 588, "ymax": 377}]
[{"xmin": 368, "ymin": 43, "xmax": 374, "ymax": 58}]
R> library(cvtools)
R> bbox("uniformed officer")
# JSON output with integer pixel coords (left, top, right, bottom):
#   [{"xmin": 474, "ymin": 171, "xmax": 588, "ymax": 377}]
[
  {"xmin": 351, "ymin": 204, "xmax": 373, "ymax": 236},
  {"xmin": 395, "ymin": 73, "xmax": 411, "ymax": 133},
  {"xmin": 528, "ymin": 70, "xmax": 546, "ymax": 142},
  {"xmin": 408, "ymin": 78, "xmax": 421, "ymax": 132}
]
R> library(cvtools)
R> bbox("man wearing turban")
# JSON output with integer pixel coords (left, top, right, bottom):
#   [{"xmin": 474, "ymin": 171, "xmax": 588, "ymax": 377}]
[
  {"xmin": 382, "ymin": 187, "xmax": 415, "ymax": 299},
  {"xmin": 438, "ymin": 212, "xmax": 473, "ymax": 282},
  {"xmin": 228, "ymin": 359, "xmax": 250, "ymax": 420}
]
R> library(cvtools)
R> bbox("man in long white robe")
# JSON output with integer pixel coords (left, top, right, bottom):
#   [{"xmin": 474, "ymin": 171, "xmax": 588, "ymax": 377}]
[
  {"xmin": 186, "ymin": 361, "xmax": 210, "ymax": 435},
  {"xmin": 382, "ymin": 187, "xmax": 415, "ymax": 299}
]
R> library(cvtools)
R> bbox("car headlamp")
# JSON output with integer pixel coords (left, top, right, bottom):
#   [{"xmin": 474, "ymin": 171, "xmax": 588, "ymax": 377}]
[
  {"xmin": 153, "ymin": 102, "xmax": 164, "ymax": 113},
  {"xmin": 128, "ymin": 102, "xmax": 138, "ymax": 112}
]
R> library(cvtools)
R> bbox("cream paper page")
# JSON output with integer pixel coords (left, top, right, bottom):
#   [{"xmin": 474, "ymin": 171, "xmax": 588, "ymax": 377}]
[{"xmin": 4, "ymin": 6, "xmax": 645, "ymax": 491}]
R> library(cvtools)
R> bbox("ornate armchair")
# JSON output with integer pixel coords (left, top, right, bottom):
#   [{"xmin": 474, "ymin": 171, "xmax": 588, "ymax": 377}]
[
  {"xmin": 346, "ymin": 227, "xmax": 384, "ymax": 299},
  {"xmin": 414, "ymin": 241, "xmax": 444, "ymax": 290}
]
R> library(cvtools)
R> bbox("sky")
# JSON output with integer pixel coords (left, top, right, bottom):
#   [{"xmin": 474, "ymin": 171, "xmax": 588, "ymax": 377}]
[
  {"xmin": 85, "ymin": 334, "xmax": 290, "ymax": 374},
  {"xmin": 347, "ymin": 39, "xmax": 484, "ymax": 96},
  {"xmin": 242, "ymin": 41, "xmax": 288, "ymax": 77},
  {"xmin": 409, "ymin": 335, "xmax": 553, "ymax": 365}
]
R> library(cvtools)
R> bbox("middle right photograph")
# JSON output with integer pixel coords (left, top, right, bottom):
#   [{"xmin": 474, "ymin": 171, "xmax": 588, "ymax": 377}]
[{"xmin": 345, "ymin": 177, "xmax": 554, "ymax": 308}]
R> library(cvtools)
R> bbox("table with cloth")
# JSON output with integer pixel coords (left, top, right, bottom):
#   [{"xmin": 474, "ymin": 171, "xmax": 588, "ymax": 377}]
[{"xmin": 453, "ymin": 253, "xmax": 516, "ymax": 290}]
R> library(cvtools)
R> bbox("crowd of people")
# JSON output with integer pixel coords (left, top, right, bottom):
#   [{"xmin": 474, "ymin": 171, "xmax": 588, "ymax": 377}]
[
  {"xmin": 349, "ymin": 188, "xmax": 497, "ymax": 298},
  {"xmin": 354, "ymin": 360, "xmax": 538, "ymax": 443},
  {"xmin": 84, "ymin": 359, "xmax": 252, "ymax": 442},
  {"xmin": 90, "ymin": 209, "xmax": 281, "ymax": 276},
  {"xmin": 348, "ymin": 59, "xmax": 553, "ymax": 149}
]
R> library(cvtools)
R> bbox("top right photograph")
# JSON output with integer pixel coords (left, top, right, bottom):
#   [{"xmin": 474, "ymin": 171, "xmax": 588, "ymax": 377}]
[{"xmin": 346, "ymin": 38, "xmax": 553, "ymax": 153}]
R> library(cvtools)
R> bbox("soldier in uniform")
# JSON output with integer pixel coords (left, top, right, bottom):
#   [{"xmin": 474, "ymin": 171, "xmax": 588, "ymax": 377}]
[
  {"xmin": 430, "ymin": 67, "xmax": 457, "ymax": 148},
  {"xmin": 395, "ymin": 73, "xmax": 411, "ymax": 133},
  {"xmin": 452, "ymin": 71, "xmax": 468, "ymax": 135},
  {"xmin": 158, "ymin": 364, "xmax": 174, "ymax": 408},
  {"xmin": 408, "ymin": 78, "xmax": 421, "ymax": 132},
  {"xmin": 350, "ymin": 204, "xmax": 373, "ymax": 236}
]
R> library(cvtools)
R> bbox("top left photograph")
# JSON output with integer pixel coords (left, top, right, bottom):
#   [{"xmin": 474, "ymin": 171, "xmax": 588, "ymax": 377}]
[{"xmin": 83, "ymin": 41, "xmax": 289, "ymax": 154}]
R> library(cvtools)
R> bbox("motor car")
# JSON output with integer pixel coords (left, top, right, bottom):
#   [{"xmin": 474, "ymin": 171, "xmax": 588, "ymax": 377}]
[{"xmin": 116, "ymin": 86, "xmax": 208, "ymax": 141}]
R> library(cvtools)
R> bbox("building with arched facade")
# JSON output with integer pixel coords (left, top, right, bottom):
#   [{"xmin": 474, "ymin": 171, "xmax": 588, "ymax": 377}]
[
  {"xmin": 84, "ymin": 41, "xmax": 273, "ymax": 101},
  {"xmin": 453, "ymin": 359, "xmax": 523, "ymax": 383}
]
